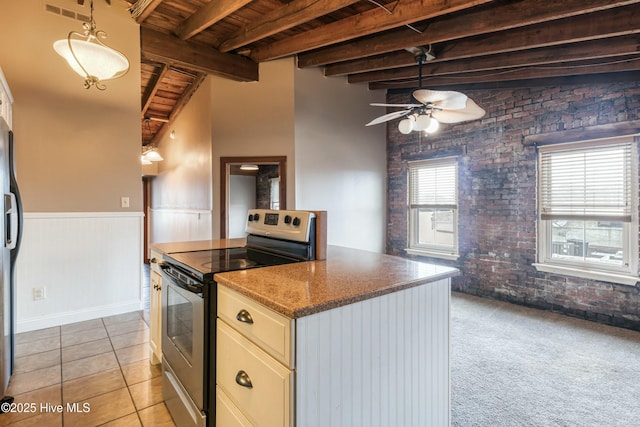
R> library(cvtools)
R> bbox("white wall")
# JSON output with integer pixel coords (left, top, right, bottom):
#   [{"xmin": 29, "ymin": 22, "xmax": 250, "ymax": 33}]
[
  {"xmin": 17, "ymin": 213, "xmax": 142, "ymax": 332},
  {"xmin": 152, "ymin": 78, "xmax": 213, "ymax": 243},
  {"xmin": 210, "ymin": 59, "xmax": 296, "ymax": 238},
  {"xmin": 153, "ymin": 58, "xmax": 388, "ymax": 252},
  {"xmin": 294, "ymin": 67, "xmax": 387, "ymax": 252},
  {"xmin": 229, "ymin": 175, "xmax": 256, "ymax": 237},
  {"xmin": 1, "ymin": 0, "xmax": 144, "ymax": 330}
]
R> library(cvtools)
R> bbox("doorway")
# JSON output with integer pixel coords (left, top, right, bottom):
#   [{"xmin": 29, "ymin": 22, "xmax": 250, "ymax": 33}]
[{"xmin": 220, "ymin": 156, "xmax": 286, "ymax": 238}]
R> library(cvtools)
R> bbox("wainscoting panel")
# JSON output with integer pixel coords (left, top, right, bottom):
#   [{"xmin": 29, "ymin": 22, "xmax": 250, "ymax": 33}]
[
  {"xmin": 295, "ymin": 279, "xmax": 451, "ymax": 427},
  {"xmin": 15, "ymin": 212, "xmax": 144, "ymax": 332},
  {"xmin": 150, "ymin": 208, "xmax": 212, "ymax": 243}
]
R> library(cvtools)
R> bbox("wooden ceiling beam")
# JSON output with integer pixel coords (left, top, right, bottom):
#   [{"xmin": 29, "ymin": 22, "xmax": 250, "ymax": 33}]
[
  {"xmin": 131, "ymin": 0, "xmax": 164, "ymax": 24},
  {"xmin": 370, "ymin": 58, "xmax": 640, "ymax": 90},
  {"xmin": 141, "ymin": 64, "xmax": 169, "ymax": 118},
  {"xmin": 328, "ymin": 4, "xmax": 640, "ymax": 77},
  {"xmin": 248, "ymin": 0, "xmax": 495, "ymax": 62},
  {"xmin": 141, "ymin": 27, "xmax": 258, "ymax": 82},
  {"xmin": 218, "ymin": 0, "xmax": 361, "ymax": 53},
  {"xmin": 177, "ymin": 0, "xmax": 252, "ymax": 40},
  {"xmin": 349, "ymin": 36, "xmax": 640, "ymax": 84},
  {"xmin": 299, "ymin": 0, "xmax": 640, "ymax": 68}
]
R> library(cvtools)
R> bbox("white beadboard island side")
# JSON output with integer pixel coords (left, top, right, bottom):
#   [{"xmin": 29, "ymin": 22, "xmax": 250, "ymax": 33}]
[{"xmin": 295, "ymin": 278, "xmax": 451, "ymax": 427}]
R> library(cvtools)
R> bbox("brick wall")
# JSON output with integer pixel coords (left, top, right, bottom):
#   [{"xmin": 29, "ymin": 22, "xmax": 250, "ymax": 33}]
[
  {"xmin": 386, "ymin": 81, "xmax": 640, "ymax": 330},
  {"xmin": 256, "ymin": 165, "xmax": 279, "ymax": 209}
]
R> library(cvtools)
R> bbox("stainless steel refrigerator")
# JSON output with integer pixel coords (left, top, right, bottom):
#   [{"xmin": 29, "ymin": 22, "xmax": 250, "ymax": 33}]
[{"xmin": 0, "ymin": 117, "xmax": 22, "ymax": 404}]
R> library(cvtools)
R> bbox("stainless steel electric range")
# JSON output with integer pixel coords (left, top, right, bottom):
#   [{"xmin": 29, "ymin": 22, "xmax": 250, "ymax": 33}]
[{"xmin": 159, "ymin": 209, "xmax": 317, "ymax": 427}]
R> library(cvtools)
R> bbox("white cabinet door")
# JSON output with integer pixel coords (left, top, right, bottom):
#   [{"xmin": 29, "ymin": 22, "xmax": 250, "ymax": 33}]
[
  {"xmin": 149, "ymin": 269, "xmax": 162, "ymax": 365},
  {"xmin": 217, "ymin": 320, "xmax": 292, "ymax": 427},
  {"xmin": 216, "ymin": 386, "xmax": 254, "ymax": 427}
]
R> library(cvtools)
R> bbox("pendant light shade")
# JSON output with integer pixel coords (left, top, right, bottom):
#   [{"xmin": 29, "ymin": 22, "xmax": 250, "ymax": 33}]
[
  {"xmin": 54, "ymin": 0, "xmax": 129, "ymax": 90},
  {"xmin": 142, "ymin": 148, "xmax": 163, "ymax": 162}
]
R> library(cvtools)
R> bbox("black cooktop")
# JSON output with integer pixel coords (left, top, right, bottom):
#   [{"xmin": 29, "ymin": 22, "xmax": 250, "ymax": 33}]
[{"xmin": 164, "ymin": 246, "xmax": 301, "ymax": 283}]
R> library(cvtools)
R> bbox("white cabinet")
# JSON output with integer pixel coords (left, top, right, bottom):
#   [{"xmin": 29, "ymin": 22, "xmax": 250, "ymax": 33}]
[
  {"xmin": 217, "ymin": 287, "xmax": 293, "ymax": 367},
  {"xmin": 217, "ymin": 280, "xmax": 451, "ymax": 427},
  {"xmin": 0, "ymin": 67, "xmax": 13, "ymax": 128},
  {"xmin": 217, "ymin": 321, "xmax": 292, "ymax": 427},
  {"xmin": 216, "ymin": 288, "xmax": 294, "ymax": 427},
  {"xmin": 148, "ymin": 249, "xmax": 163, "ymax": 365}
]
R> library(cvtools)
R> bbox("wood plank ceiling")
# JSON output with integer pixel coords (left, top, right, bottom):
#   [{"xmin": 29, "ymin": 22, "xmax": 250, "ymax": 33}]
[{"xmin": 129, "ymin": 0, "xmax": 640, "ymax": 148}]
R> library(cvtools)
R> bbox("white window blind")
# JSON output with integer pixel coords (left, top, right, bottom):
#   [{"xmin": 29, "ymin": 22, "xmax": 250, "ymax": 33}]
[
  {"xmin": 539, "ymin": 141, "xmax": 633, "ymax": 222},
  {"xmin": 409, "ymin": 158, "xmax": 457, "ymax": 208}
]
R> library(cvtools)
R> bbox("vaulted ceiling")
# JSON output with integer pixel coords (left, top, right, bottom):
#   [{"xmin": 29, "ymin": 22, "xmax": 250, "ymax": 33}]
[{"xmin": 129, "ymin": 0, "xmax": 640, "ymax": 146}]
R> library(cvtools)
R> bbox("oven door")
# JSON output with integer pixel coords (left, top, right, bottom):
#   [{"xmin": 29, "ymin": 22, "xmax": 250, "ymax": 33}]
[{"xmin": 161, "ymin": 264, "xmax": 205, "ymax": 424}]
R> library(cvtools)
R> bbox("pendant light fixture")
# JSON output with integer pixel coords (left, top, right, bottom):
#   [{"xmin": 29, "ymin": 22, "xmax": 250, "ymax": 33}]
[
  {"xmin": 142, "ymin": 147, "xmax": 163, "ymax": 162},
  {"xmin": 53, "ymin": 0, "xmax": 129, "ymax": 90}
]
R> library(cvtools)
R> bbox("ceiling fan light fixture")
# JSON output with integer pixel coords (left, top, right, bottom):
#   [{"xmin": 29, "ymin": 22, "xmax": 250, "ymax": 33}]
[
  {"xmin": 398, "ymin": 117, "xmax": 414, "ymax": 134},
  {"xmin": 141, "ymin": 155, "xmax": 152, "ymax": 165},
  {"xmin": 425, "ymin": 117, "xmax": 440, "ymax": 133},
  {"xmin": 413, "ymin": 114, "xmax": 433, "ymax": 131}
]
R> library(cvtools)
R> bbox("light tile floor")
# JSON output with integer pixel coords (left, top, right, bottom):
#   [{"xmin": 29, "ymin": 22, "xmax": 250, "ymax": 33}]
[{"xmin": 0, "ymin": 309, "xmax": 175, "ymax": 427}]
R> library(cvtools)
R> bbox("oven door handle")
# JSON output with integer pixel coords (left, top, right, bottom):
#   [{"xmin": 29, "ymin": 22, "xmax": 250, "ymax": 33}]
[{"xmin": 159, "ymin": 262, "xmax": 203, "ymax": 294}]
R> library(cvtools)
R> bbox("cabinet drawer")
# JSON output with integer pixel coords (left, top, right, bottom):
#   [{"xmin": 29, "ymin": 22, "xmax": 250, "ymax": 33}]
[
  {"xmin": 218, "ymin": 286, "xmax": 294, "ymax": 368},
  {"xmin": 216, "ymin": 386, "xmax": 253, "ymax": 427},
  {"xmin": 217, "ymin": 320, "xmax": 292, "ymax": 427}
]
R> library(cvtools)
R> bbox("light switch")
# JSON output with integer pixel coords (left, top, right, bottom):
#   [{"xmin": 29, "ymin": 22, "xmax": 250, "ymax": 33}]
[{"xmin": 121, "ymin": 197, "xmax": 130, "ymax": 208}]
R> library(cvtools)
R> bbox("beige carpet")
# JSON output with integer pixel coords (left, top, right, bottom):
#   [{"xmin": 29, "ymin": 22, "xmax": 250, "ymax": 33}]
[{"xmin": 451, "ymin": 292, "xmax": 640, "ymax": 427}]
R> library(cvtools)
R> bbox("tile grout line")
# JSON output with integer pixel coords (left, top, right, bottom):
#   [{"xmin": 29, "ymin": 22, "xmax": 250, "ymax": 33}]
[{"xmin": 102, "ymin": 315, "xmax": 146, "ymax": 427}]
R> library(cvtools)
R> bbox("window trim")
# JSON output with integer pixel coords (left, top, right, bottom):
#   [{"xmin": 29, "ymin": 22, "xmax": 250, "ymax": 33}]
[
  {"xmin": 535, "ymin": 135, "xmax": 639, "ymax": 286},
  {"xmin": 406, "ymin": 157, "xmax": 459, "ymax": 260}
]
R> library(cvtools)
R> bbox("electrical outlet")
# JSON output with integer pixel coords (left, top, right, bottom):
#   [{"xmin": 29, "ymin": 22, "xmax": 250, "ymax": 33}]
[
  {"xmin": 121, "ymin": 197, "xmax": 130, "ymax": 208},
  {"xmin": 33, "ymin": 287, "xmax": 46, "ymax": 301}
]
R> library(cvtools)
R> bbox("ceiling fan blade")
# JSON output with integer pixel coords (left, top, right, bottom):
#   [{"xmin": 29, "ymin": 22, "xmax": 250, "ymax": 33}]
[
  {"xmin": 371, "ymin": 102, "xmax": 422, "ymax": 108},
  {"xmin": 431, "ymin": 98, "xmax": 485, "ymax": 123},
  {"xmin": 366, "ymin": 109, "xmax": 412, "ymax": 126},
  {"xmin": 412, "ymin": 89, "xmax": 468, "ymax": 110}
]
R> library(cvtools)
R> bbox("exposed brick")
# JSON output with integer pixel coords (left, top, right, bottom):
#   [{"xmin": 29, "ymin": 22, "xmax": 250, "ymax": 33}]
[{"xmin": 386, "ymin": 81, "xmax": 640, "ymax": 331}]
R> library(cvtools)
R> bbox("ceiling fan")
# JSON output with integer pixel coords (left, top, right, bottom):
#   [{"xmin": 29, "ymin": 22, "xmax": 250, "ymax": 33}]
[{"xmin": 366, "ymin": 47, "xmax": 485, "ymax": 134}]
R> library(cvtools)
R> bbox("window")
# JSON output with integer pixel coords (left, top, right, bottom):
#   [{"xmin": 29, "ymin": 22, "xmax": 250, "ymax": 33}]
[
  {"xmin": 535, "ymin": 136, "xmax": 639, "ymax": 285},
  {"xmin": 269, "ymin": 178, "xmax": 280, "ymax": 210},
  {"xmin": 407, "ymin": 157, "xmax": 458, "ymax": 259}
]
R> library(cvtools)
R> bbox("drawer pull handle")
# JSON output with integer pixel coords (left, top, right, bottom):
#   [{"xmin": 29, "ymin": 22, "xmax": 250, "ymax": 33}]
[
  {"xmin": 235, "ymin": 370, "xmax": 253, "ymax": 388},
  {"xmin": 236, "ymin": 309, "xmax": 254, "ymax": 324}
]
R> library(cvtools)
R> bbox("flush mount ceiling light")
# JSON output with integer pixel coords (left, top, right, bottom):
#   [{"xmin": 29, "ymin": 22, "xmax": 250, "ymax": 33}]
[
  {"xmin": 142, "ymin": 147, "xmax": 163, "ymax": 162},
  {"xmin": 53, "ymin": 0, "xmax": 129, "ymax": 90},
  {"xmin": 240, "ymin": 164, "xmax": 259, "ymax": 171}
]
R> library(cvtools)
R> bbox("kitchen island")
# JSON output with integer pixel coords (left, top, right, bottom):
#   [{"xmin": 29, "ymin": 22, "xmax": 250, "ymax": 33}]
[{"xmin": 214, "ymin": 245, "xmax": 458, "ymax": 427}]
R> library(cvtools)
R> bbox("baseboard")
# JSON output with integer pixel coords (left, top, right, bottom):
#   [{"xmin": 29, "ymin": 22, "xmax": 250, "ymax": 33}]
[{"xmin": 16, "ymin": 299, "xmax": 142, "ymax": 333}]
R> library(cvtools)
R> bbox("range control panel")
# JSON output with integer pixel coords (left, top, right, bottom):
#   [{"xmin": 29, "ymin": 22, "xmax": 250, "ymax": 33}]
[{"xmin": 246, "ymin": 209, "xmax": 316, "ymax": 242}]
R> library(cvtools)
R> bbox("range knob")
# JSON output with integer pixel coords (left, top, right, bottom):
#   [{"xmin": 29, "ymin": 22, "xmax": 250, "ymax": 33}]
[
  {"xmin": 248, "ymin": 214, "xmax": 254, "ymax": 222},
  {"xmin": 292, "ymin": 217, "xmax": 301, "ymax": 226},
  {"xmin": 253, "ymin": 213, "xmax": 260, "ymax": 221},
  {"xmin": 284, "ymin": 215, "xmax": 292, "ymax": 224}
]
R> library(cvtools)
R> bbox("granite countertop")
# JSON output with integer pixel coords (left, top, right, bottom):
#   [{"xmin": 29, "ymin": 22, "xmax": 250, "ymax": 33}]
[
  {"xmin": 150, "ymin": 238, "xmax": 246, "ymax": 254},
  {"xmin": 214, "ymin": 245, "xmax": 459, "ymax": 319}
]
